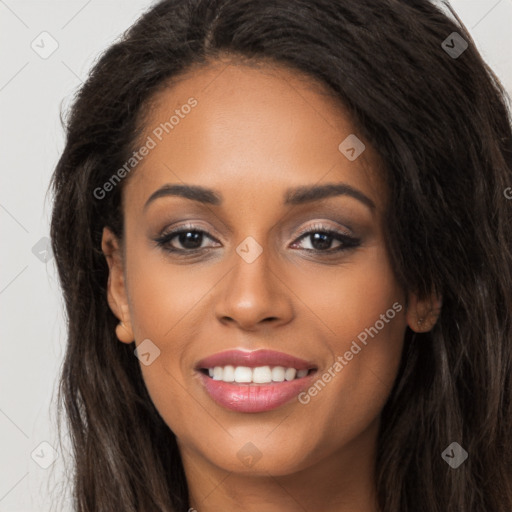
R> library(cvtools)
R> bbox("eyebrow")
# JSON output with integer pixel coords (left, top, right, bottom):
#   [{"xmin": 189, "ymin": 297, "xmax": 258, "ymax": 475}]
[{"xmin": 143, "ymin": 182, "xmax": 375, "ymax": 211}]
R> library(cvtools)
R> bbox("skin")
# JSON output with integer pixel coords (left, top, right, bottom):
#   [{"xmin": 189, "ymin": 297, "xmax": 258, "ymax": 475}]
[{"xmin": 101, "ymin": 58, "xmax": 439, "ymax": 512}]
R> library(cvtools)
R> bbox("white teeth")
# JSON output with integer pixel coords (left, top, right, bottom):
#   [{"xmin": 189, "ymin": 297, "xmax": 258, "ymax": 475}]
[
  {"xmin": 222, "ymin": 365, "xmax": 235, "ymax": 382},
  {"xmin": 205, "ymin": 365, "xmax": 310, "ymax": 383},
  {"xmin": 271, "ymin": 366, "xmax": 285, "ymax": 382},
  {"xmin": 234, "ymin": 366, "xmax": 252, "ymax": 383},
  {"xmin": 285, "ymin": 368, "xmax": 297, "ymax": 381},
  {"xmin": 252, "ymin": 366, "xmax": 272, "ymax": 384}
]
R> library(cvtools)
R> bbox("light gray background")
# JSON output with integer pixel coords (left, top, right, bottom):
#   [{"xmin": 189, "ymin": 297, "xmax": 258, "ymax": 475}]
[{"xmin": 1, "ymin": 1, "xmax": 511, "ymax": 510}]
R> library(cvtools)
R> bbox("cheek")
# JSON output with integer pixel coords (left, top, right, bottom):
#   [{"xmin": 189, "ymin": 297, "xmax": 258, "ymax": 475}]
[
  {"xmin": 291, "ymin": 247, "xmax": 407, "ymax": 442},
  {"xmin": 124, "ymin": 242, "xmax": 213, "ymax": 341},
  {"xmin": 289, "ymin": 244, "xmax": 405, "ymax": 351},
  {"xmin": 122, "ymin": 251, "xmax": 212, "ymax": 438},
  {"xmin": 123, "ymin": 244, "xmax": 228, "ymax": 434}
]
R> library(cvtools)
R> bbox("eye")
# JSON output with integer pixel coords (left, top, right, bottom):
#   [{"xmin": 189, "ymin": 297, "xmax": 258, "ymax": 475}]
[
  {"xmin": 154, "ymin": 223, "xmax": 220, "ymax": 253},
  {"xmin": 154, "ymin": 221, "xmax": 361, "ymax": 256},
  {"xmin": 290, "ymin": 222, "xmax": 361, "ymax": 253}
]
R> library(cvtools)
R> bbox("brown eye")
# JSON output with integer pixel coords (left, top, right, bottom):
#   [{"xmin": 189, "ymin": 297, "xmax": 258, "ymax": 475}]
[
  {"xmin": 154, "ymin": 224, "xmax": 220, "ymax": 253},
  {"xmin": 291, "ymin": 223, "xmax": 361, "ymax": 253}
]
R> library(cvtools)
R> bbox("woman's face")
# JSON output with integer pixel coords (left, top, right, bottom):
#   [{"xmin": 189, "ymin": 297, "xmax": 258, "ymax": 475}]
[{"xmin": 103, "ymin": 59, "xmax": 419, "ymax": 479}]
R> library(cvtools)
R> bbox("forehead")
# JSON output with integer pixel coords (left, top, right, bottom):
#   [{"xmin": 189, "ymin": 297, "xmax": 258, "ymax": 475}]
[{"xmin": 123, "ymin": 59, "xmax": 385, "ymax": 213}]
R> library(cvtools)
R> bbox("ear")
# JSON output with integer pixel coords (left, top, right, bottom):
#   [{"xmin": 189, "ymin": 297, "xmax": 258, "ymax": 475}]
[
  {"xmin": 101, "ymin": 226, "xmax": 134, "ymax": 344},
  {"xmin": 406, "ymin": 290, "xmax": 442, "ymax": 333}
]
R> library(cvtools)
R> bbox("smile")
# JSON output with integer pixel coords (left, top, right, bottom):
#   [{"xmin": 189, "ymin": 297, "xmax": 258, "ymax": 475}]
[
  {"xmin": 195, "ymin": 349, "xmax": 318, "ymax": 413},
  {"xmin": 203, "ymin": 365, "xmax": 313, "ymax": 383}
]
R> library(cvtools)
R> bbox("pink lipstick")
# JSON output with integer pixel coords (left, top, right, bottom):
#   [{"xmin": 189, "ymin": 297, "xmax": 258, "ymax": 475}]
[{"xmin": 195, "ymin": 349, "xmax": 317, "ymax": 413}]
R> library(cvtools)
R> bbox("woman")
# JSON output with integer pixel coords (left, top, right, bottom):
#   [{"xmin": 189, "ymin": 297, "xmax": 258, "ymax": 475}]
[{"xmin": 49, "ymin": 0, "xmax": 512, "ymax": 510}]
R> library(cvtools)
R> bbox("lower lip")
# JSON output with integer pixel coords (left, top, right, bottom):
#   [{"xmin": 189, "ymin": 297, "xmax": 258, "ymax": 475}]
[{"xmin": 198, "ymin": 371, "xmax": 316, "ymax": 413}]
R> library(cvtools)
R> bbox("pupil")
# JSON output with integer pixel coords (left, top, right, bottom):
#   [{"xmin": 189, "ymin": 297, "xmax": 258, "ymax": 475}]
[
  {"xmin": 311, "ymin": 233, "xmax": 331, "ymax": 250},
  {"xmin": 179, "ymin": 231, "xmax": 202, "ymax": 249}
]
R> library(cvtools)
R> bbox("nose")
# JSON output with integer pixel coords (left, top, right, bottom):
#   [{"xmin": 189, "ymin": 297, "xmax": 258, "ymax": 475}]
[{"xmin": 214, "ymin": 247, "xmax": 295, "ymax": 331}]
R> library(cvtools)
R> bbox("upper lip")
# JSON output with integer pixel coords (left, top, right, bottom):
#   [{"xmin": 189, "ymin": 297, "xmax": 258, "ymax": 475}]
[{"xmin": 196, "ymin": 349, "xmax": 317, "ymax": 371}]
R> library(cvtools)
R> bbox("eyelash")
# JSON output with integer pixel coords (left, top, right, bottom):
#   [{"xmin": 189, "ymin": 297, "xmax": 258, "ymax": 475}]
[{"xmin": 154, "ymin": 222, "xmax": 361, "ymax": 256}]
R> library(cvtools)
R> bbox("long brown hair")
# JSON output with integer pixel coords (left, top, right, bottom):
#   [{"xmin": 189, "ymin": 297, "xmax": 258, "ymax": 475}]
[{"xmin": 49, "ymin": 1, "xmax": 512, "ymax": 510}]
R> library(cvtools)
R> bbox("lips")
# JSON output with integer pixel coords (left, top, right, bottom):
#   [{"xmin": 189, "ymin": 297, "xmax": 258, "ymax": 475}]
[
  {"xmin": 195, "ymin": 349, "xmax": 318, "ymax": 413},
  {"xmin": 196, "ymin": 349, "xmax": 315, "ymax": 370}
]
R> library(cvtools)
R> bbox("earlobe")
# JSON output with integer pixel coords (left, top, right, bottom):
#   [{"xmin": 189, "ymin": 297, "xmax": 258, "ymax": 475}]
[
  {"xmin": 101, "ymin": 226, "xmax": 134, "ymax": 344},
  {"xmin": 115, "ymin": 306, "xmax": 135, "ymax": 344},
  {"xmin": 406, "ymin": 291, "xmax": 442, "ymax": 333}
]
